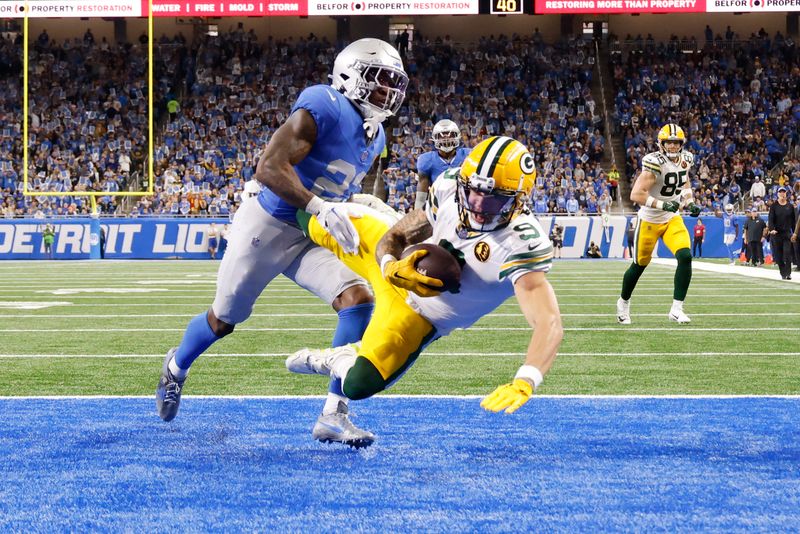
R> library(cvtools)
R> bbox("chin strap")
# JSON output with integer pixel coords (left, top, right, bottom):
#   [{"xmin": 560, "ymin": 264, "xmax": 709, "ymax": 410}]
[{"xmin": 363, "ymin": 116, "xmax": 383, "ymax": 139}]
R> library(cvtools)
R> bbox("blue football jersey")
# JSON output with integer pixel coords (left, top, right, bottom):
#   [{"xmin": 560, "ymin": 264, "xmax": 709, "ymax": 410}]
[
  {"xmin": 416, "ymin": 147, "xmax": 470, "ymax": 184},
  {"xmin": 258, "ymin": 84, "xmax": 385, "ymax": 222},
  {"xmin": 722, "ymin": 212, "xmax": 737, "ymax": 235}
]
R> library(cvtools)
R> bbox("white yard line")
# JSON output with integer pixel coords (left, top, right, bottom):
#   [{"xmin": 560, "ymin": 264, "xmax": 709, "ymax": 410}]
[
  {"xmin": 0, "ymin": 394, "xmax": 798, "ymax": 400},
  {"xmin": 0, "ymin": 352, "xmax": 794, "ymax": 359},
  {"xmin": 0, "ymin": 301, "xmax": 793, "ymax": 308},
  {"xmin": 653, "ymin": 258, "xmax": 800, "ymax": 284},
  {"xmin": 2, "ymin": 312, "xmax": 799, "ymax": 319},
  {"xmin": 0, "ymin": 327, "xmax": 797, "ymax": 332}
]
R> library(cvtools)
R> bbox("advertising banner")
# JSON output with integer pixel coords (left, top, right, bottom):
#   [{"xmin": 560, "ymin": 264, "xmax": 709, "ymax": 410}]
[
  {"xmin": 3, "ymin": 0, "xmax": 794, "ymax": 15},
  {"xmin": 2, "ymin": 0, "xmax": 143, "ymax": 17},
  {"xmin": 149, "ymin": 0, "xmax": 308, "ymax": 16},
  {"xmin": 0, "ymin": 216, "xmax": 750, "ymax": 260},
  {"xmin": 534, "ymin": 0, "xmax": 705, "ymax": 13},
  {"xmin": 705, "ymin": 0, "xmax": 800, "ymax": 12},
  {"xmin": 307, "ymin": 0, "xmax": 479, "ymax": 15},
  {"xmin": 1, "ymin": 0, "xmax": 481, "ymax": 16}
]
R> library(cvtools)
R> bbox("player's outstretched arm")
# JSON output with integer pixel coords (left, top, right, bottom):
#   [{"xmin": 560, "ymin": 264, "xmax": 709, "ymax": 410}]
[
  {"xmin": 481, "ymin": 272, "xmax": 563, "ymax": 414},
  {"xmin": 255, "ymin": 109, "xmax": 361, "ymax": 253},
  {"xmin": 376, "ymin": 209, "xmax": 442, "ymax": 297},
  {"xmin": 253, "ymin": 109, "xmax": 316, "ymax": 208}
]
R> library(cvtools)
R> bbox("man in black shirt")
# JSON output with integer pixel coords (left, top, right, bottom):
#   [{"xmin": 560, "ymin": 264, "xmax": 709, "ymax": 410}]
[
  {"xmin": 743, "ymin": 207, "xmax": 767, "ymax": 266},
  {"xmin": 768, "ymin": 187, "xmax": 797, "ymax": 279}
]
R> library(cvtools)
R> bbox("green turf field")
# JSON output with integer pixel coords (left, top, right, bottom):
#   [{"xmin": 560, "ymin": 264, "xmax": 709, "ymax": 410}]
[{"xmin": 1, "ymin": 260, "xmax": 798, "ymax": 396}]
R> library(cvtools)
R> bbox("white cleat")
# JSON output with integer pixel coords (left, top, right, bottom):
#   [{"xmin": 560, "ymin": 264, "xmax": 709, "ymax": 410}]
[
  {"xmin": 616, "ymin": 297, "xmax": 631, "ymax": 325},
  {"xmin": 312, "ymin": 401, "xmax": 376, "ymax": 449},
  {"xmin": 286, "ymin": 345, "xmax": 357, "ymax": 376},
  {"xmin": 668, "ymin": 308, "xmax": 691, "ymax": 324},
  {"xmin": 286, "ymin": 348, "xmax": 334, "ymax": 376}
]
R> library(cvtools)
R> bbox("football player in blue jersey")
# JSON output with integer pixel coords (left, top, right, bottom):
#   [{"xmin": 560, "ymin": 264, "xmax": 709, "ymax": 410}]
[
  {"xmin": 156, "ymin": 39, "xmax": 409, "ymax": 448},
  {"xmin": 722, "ymin": 203, "xmax": 740, "ymax": 265},
  {"xmin": 414, "ymin": 119, "xmax": 470, "ymax": 210}
]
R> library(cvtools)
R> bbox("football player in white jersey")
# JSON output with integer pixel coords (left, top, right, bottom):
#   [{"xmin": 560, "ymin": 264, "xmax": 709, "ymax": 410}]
[
  {"xmin": 286, "ymin": 136, "xmax": 563, "ymax": 445},
  {"xmin": 617, "ymin": 124, "xmax": 701, "ymax": 325}
]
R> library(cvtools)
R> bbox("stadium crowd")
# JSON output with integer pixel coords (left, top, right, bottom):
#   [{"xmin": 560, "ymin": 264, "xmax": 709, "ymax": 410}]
[
  {"xmin": 612, "ymin": 29, "xmax": 800, "ymax": 215},
  {"xmin": 2, "ymin": 27, "xmax": 797, "ymax": 219},
  {"xmin": 375, "ymin": 34, "xmax": 610, "ymax": 214}
]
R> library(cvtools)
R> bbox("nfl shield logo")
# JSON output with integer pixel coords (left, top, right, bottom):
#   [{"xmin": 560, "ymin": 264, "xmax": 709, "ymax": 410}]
[
  {"xmin": 251, "ymin": 237, "xmax": 260, "ymax": 247},
  {"xmin": 360, "ymin": 151, "xmax": 369, "ymax": 163}
]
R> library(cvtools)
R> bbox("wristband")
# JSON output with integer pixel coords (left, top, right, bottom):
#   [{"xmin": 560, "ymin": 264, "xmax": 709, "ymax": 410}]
[
  {"xmin": 515, "ymin": 365, "xmax": 543, "ymax": 390},
  {"xmin": 380, "ymin": 254, "xmax": 397, "ymax": 278},
  {"xmin": 645, "ymin": 196, "xmax": 664, "ymax": 210},
  {"xmin": 414, "ymin": 192, "xmax": 428, "ymax": 211},
  {"xmin": 305, "ymin": 196, "xmax": 324, "ymax": 215}
]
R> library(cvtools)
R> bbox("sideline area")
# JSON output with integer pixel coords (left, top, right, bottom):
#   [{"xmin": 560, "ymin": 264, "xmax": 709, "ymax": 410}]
[{"xmin": 652, "ymin": 258, "xmax": 800, "ymax": 284}]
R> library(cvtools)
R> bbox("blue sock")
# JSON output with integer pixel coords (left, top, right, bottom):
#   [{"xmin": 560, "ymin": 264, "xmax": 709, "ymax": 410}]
[
  {"xmin": 331, "ymin": 302, "xmax": 373, "ymax": 346},
  {"xmin": 174, "ymin": 311, "xmax": 220, "ymax": 370},
  {"xmin": 329, "ymin": 303, "xmax": 373, "ymax": 395}
]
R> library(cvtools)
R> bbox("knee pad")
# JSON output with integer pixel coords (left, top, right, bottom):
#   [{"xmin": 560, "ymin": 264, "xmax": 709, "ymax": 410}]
[
  {"xmin": 675, "ymin": 248, "xmax": 692, "ymax": 264},
  {"xmin": 342, "ymin": 357, "xmax": 386, "ymax": 400}
]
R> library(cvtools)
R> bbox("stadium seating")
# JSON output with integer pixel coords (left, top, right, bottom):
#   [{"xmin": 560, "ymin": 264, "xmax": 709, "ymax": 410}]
[{"xmin": 611, "ymin": 31, "xmax": 799, "ymax": 213}]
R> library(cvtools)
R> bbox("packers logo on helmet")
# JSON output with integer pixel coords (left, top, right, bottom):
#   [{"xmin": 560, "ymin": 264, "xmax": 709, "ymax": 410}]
[
  {"xmin": 657, "ymin": 124, "xmax": 686, "ymax": 159},
  {"xmin": 457, "ymin": 136, "xmax": 536, "ymax": 233}
]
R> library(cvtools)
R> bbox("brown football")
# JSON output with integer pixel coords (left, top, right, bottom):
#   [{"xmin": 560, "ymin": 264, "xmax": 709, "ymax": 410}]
[{"xmin": 400, "ymin": 243, "xmax": 462, "ymax": 294}]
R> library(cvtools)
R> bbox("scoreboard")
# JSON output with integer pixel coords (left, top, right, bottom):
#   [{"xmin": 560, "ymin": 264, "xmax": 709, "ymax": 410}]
[
  {"xmin": 0, "ymin": 0, "xmax": 537, "ymax": 16},
  {"xmin": 487, "ymin": 0, "xmax": 527, "ymax": 13}
]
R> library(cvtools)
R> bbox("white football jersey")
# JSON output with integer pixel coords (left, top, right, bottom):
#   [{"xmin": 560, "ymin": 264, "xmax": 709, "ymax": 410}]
[
  {"xmin": 638, "ymin": 150, "xmax": 694, "ymax": 224},
  {"xmin": 407, "ymin": 173, "xmax": 553, "ymax": 336}
]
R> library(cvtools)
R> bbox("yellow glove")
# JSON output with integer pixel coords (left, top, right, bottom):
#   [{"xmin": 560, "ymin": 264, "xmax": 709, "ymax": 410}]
[
  {"xmin": 481, "ymin": 379, "xmax": 533, "ymax": 414},
  {"xmin": 382, "ymin": 250, "xmax": 444, "ymax": 298}
]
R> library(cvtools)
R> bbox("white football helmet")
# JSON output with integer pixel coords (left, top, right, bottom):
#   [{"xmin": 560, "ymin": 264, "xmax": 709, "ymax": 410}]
[
  {"xmin": 331, "ymin": 38, "xmax": 408, "ymax": 133},
  {"xmin": 432, "ymin": 119, "xmax": 461, "ymax": 153},
  {"xmin": 724, "ymin": 203, "xmax": 734, "ymax": 214}
]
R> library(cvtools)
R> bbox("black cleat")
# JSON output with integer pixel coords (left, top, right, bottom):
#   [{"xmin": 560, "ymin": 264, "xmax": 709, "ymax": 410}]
[{"xmin": 156, "ymin": 348, "xmax": 185, "ymax": 422}]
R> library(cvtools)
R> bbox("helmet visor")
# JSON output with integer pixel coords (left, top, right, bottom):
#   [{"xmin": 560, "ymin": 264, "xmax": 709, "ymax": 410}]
[
  {"xmin": 362, "ymin": 64, "xmax": 408, "ymax": 115},
  {"xmin": 434, "ymin": 130, "xmax": 460, "ymax": 152},
  {"xmin": 458, "ymin": 179, "xmax": 518, "ymax": 231}
]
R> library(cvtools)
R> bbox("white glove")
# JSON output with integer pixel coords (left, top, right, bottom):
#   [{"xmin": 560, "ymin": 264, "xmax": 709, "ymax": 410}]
[{"xmin": 305, "ymin": 197, "xmax": 360, "ymax": 254}]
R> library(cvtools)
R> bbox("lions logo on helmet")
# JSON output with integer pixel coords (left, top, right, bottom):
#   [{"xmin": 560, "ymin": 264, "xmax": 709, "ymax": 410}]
[
  {"xmin": 457, "ymin": 136, "xmax": 536, "ymax": 233},
  {"xmin": 432, "ymin": 120, "xmax": 461, "ymax": 153},
  {"xmin": 330, "ymin": 38, "xmax": 409, "ymax": 135},
  {"xmin": 657, "ymin": 124, "xmax": 686, "ymax": 160}
]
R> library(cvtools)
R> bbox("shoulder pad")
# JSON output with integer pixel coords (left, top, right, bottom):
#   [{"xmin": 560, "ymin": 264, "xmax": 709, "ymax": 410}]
[
  {"xmin": 642, "ymin": 152, "xmax": 663, "ymax": 171},
  {"xmin": 682, "ymin": 151, "xmax": 694, "ymax": 165}
]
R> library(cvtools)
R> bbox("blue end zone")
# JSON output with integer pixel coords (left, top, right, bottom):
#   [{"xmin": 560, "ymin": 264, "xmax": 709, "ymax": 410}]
[{"xmin": 1, "ymin": 397, "xmax": 798, "ymax": 531}]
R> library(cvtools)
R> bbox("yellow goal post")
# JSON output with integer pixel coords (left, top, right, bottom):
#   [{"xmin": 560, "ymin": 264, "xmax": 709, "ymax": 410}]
[{"xmin": 21, "ymin": 1, "xmax": 155, "ymax": 211}]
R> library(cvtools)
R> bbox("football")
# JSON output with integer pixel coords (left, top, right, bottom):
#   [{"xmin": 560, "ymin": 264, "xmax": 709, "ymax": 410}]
[{"xmin": 400, "ymin": 243, "xmax": 462, "ymax": 294}]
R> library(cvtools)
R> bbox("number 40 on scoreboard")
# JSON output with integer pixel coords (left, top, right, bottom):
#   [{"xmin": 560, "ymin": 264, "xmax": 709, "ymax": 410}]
[{"xmin": 489, "ymin": 0, "xmax": 525, "ymax": 14}]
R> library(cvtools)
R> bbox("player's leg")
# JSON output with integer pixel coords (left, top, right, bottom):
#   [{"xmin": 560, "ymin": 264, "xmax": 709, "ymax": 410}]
[
  {"xmin": 284, "ymin": 244, "xmax": 374, "ymax": 442},
  {"xmin": 287, "ymin": 286, "xmax": 435, "ymax": 446},
  {"xmin": 663, "ymin": 217, "xmax": 692, "ymax": 323},
  {"xmin": 723, "ymin": 234, "xmax": 737, "ymax": 264},
  {"xmin": 289, "ymin": 208, "xmax": 406, "ymax": 446},
  {"xmin": 618, "ymin": 218, "xmax": 660, "ymax": 324},
  {"xmin": 290, "ymin": 208, "xmax": 390, "ymax": 410},
  {"xmin": 157, "ymin": 202, "xmax": 306, "ymax": 421}
]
